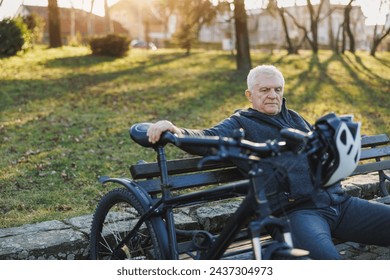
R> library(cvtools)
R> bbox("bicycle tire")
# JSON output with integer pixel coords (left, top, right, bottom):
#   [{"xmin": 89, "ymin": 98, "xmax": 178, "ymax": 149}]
[{"xmin": 89, "ymin": 188, "xmax": 163, "ymax": 259}]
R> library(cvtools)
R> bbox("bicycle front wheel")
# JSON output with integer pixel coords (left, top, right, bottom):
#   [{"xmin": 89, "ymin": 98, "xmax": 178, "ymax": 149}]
[{"xmin": 89, "ymin": 188, "xmax": 163, "ymax": 259}]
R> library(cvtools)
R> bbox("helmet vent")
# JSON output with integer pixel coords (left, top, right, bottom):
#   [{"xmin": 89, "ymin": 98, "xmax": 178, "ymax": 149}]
[
  {"xmin": 354, "ymin": 151, "xmax": 359, "ymax": 163},
  {"xmin": 347, "ymin": 144, "xmax": 353, "ymax": 155},
  {"xmin": 340, "ymin": 130, "xmax": 347, "ymax": 145}
]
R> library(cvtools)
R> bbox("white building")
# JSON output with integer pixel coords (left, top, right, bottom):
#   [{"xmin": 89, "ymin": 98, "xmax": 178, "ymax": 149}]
[
  {"xmin": 200, "ymin": 2, "xmax": 375, "ymax": 51},
  {"xmin": 108, "ymin": 0, "xmax": 387, "ymax": 51}
]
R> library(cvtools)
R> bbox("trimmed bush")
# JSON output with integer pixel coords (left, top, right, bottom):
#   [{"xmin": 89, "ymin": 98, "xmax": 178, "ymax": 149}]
[
  {"xmin": 0, "ymin": 18, "xmax": 27, "ymax": 56},
  {"xmin": 89, "ymin": 34, "xmax": 130, "ymax": 57}
]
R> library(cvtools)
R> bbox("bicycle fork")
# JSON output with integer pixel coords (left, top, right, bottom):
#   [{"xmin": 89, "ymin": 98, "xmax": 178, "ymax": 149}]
[
  {"xmin": 249, "ymin": 217, "xmax": 293, "ymax": 260},
  {"xmin": 248, "ymin": 165, "xmax": 294, "ymax": 260}
]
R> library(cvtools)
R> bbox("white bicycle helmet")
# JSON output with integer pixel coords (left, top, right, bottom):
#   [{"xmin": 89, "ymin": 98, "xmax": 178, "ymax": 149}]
[{"xmin": 313, "ymin": 113, "xmax": 361, "ymax": 187}]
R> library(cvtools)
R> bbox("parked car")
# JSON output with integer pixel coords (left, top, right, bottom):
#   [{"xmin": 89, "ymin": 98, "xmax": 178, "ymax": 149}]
[{"xmin": 130, "ymin": 40, "xmax": 157, "ymax": 50}]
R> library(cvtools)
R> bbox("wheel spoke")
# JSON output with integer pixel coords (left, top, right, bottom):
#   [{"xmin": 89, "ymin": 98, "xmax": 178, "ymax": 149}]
[{"xmin": 89, "ymin": 188, "xmax": 162, "ymax": 260}]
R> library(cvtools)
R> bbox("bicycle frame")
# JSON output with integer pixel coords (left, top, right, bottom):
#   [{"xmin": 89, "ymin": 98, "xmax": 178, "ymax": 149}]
[{"xmin": 108, "ymin": 144, "xmax": 297, "ymax": 260}]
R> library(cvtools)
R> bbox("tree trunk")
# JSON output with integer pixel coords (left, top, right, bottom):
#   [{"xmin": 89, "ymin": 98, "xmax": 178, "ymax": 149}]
[
  {"xmin": 306, "ymin": 0, "xmax": 326, "ymax": 54},
  {"xmin": 341, "ymin": 22, "xmax": 346, "ymax": 53},
  {"xmin": 370, "ymin": 0, "xmax": 390, "ymax": 56},
  {"xmin": 234, "ymin": 0, "xmax": 251, "ymax": 72},
  {"xmin": 70, "ymin": 6, "xmax": 75, "ymax": 40},
  {"xmin": 279, "ymin": 8, "xmax": 297, "ymax": 54},
  {"xmin": 370, "ymin": 26, "xmax": 390, "ymax": 56},
  {"xmin": 144, "ymin": 19, "xmax": 150, "ymax": 46},
  {"xmin": 87, "ymin": 0, "xmax": 95, "ymax": 36},
  {"xmin": 286, "ymin": 0, "xmax": 323, "ymax": 54},
  {"xmin": 48, "ymin": 0, "xmax": 62, "ymax": 48},
  {"xmin": 328, "ymin": 9, "xmax": 335, "ymax": 50},
  {"xmin": 335, "ymin": 23, "xmax": 342, "ymax": 54},
  {"xmin": 344, "ymin": 0, "xmax": 355, "ymax": 53},
  {"xmin": 104, "ymin": 0, "xmax": 113, "ymax": 34},
  {"xmin": 345, "ymin": 20, "xmax": 355, "ymax": 53}
]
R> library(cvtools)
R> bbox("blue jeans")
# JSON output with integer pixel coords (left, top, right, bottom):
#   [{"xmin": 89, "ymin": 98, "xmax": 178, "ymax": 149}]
[{"xmin": 287, "ymin": 196, "xmax": 390, "ymax": 259}]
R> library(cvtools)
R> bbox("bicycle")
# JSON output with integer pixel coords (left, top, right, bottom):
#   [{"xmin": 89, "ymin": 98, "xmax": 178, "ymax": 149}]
[{"xmin": 89, "ymin": 123, "xmax": 324, "ymax": 260}]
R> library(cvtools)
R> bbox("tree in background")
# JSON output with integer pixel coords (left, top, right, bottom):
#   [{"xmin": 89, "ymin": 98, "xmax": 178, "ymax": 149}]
[
  {"xmin": 147, "ymin": 0, "xmax": 177, "ymax": 41},
  {"xmin": 370, "ymin": 0, "xmax": 390, "ymax": 56},
  {"xmin": 48, "ymin": 0, "xmax": 62, "ymax": 47},
  {"xmin": 87, "ymin": 0, "xmax": 96, "ymax": 36},
  {"xmin": 174, "ymin": 0, "xmax": 216, "ymax": 55},
  {"xmin": 233, "ymin": 0, "xmax": 251, "ymax": 71},
  {"xmin": 213, "ymin": 0, "xmax": 251, "ymax": 70},
  {"xmin": 284, "ymin": 0, "xmax": 326, "ymax": 54},
  {"xmin": 341, "ymin": 0, "xmax": 355, "ymax": 54},
  {"xmin": 23, "ymin": 13, "xmax": 45, "ymax": 46},
  {"xmin": 104, "ymin": 0, "xmax": 113, "ymax": 34},
  {"xmin": 266, "ymin": 0, "xmax": 305, "ymax": 54},
  {"xmin": 303, "ymin": 0, "xmax": 324, "ymax": 53},
  {"xmin": 68, "ymin": 0, "xmax": 77, "ymax": 44}
]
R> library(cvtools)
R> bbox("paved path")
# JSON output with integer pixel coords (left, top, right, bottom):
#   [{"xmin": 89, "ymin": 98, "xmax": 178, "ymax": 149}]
[
  {"xmin": 337, "ymin": 242, "xmax": 390, "ymax": 260},
  {"xmin": 223, "ymin": 239, "xmax": 390, "ymax": 260}
]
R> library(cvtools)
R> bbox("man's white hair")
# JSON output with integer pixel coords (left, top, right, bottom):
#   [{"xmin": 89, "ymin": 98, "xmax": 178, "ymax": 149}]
[{"xmin": 247, "ymin": 65, "xmax": 285, "ymax": 92}]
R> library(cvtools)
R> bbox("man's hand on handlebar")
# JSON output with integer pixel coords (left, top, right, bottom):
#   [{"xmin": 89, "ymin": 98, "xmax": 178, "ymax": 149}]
[
  {"xmin": 140, "ymin": 120, "xmax": 323, "ymax": 167},
  {"xmin": 147, "ymin": 120, "xmax": 182, "ymax": 144}
]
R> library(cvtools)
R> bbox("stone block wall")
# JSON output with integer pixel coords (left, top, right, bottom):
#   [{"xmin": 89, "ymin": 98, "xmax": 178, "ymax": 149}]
[{"xmin": 0, "ymin": 173, "xmax": 389, "ymax": 260}]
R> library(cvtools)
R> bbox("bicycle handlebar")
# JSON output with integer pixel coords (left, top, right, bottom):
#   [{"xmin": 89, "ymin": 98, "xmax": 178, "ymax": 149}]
[
  {"xmin": 169, "ymin": 132, "xmax": 286, "ymax": 158},
  {"xmin": 130, "ymin": 123, "xmax": 317, "ymax": 162}
]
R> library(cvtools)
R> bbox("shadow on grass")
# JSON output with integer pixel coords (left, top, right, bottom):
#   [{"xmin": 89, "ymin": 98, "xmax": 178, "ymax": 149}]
[
  {"xmin": 44, "ymin": 54, "xmax": 117, "ymax": 68},
  {"xmin": 285, "ymin": 51, "xmax": 388, "ymax": 132},
  {"xmin": 337, "ymin": 54, "xmax": 389, "ymax": 131},
  {"xmin": 344, "ymin": 53, "xmax": 390, "ymax": 84},
  {"xmin": 287, "ymin": 53, "xmax": 331, "ymax": 106},
  {"xmin": 285, "ymin": 52, "xmax": 387, "ymax": 114},
  {"xmin": 44, "ymin": 51, "xmax": 190, "ymax": 69},
  {"xmin": 373, "ymin": 55, "xmax": 390, "ymax": 69},
  {"xmin": 251, "ymin": 52, "xmax": 290, "ymax": 68},
  {"xmin": 0, "ymin": 52, "xmax": 191, "ymax": 112}
]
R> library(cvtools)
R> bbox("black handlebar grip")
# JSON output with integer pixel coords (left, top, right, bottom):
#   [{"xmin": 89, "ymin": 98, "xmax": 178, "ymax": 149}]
[
  {"xmin": 129, "ymin": 123, "xmax": 155, "ymax": 148},
  {"xmin": 280, "ymin": 128, "xmax": 308, "ymax": 143},
  {"xmin": 130, "ymin": 122, "xmax": 177, "ymax": 148},
  {"xmin": 160, "ymin": 130, "xmax": 177, "ymax": 146}
]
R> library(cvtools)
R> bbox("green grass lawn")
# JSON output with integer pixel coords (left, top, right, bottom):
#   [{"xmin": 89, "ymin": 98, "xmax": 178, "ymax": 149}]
[{"xmin": 1, "ymin": 46, "xmax": 389, "ymax": 228}]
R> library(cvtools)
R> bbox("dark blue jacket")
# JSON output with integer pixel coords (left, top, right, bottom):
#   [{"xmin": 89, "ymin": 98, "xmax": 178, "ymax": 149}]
[{"xmin": 178, "ymin": 99, "xmax": 348, "ymax": 209}]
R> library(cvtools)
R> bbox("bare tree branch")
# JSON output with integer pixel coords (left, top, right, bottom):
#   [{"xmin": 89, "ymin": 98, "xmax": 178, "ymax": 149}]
[
  {"xmin": 319, "ymin": 6, "xmax": 337, "ymax": 23},
  {"xmin": 284, "ymin": 9, "xmax": 312, "ymax": 48},
  {"xmin": 370, "ymin": 0, "xmax": 390, "ymax": 56}
]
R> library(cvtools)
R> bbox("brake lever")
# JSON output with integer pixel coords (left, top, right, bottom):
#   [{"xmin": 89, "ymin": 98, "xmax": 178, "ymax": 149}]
[{"xmin": 305, "ymin": 132, "xmax": 325, "ymax": 156}]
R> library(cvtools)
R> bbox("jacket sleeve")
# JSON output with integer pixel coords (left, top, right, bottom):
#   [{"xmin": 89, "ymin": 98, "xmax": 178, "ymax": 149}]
[{"xmin": 176, "ymin": 116, "xmax": 243, "ymax": 156}]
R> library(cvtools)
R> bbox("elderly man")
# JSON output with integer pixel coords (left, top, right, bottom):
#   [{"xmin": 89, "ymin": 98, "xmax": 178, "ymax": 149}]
[{"xmin": 146, "ymin": 65, "xmax": 390, "ymax": 259}]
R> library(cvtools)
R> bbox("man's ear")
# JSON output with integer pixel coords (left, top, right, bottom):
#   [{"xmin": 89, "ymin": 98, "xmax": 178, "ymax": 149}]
[{"xmin": 245, "ymin": 90, "xmax": 252, "ymax": 102}]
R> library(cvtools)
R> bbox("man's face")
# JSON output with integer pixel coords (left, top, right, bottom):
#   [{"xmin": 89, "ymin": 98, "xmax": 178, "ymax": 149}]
[{"xmin": 245, "ymin": 73, "xmax": 284, "ymax": 115}]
